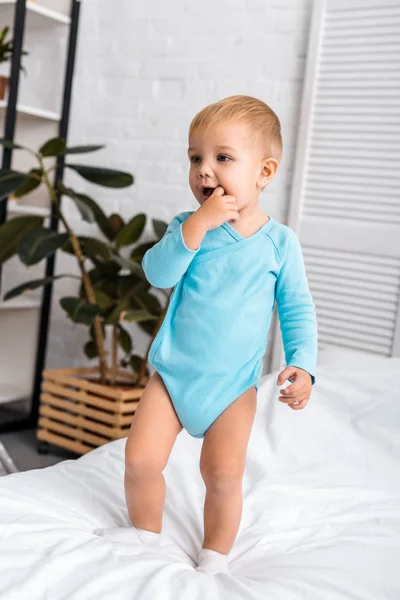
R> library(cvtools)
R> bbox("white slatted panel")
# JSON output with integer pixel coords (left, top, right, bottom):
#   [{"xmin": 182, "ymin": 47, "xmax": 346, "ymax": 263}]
[
  {"xmin": 270, "ymin": 0, "xmax": 400, "ymax": 374},
  {"xmin": 309, "ymin": 1, "xmax": 400, "ymax": 225},
  {"xmin": 303, "ymin": 247, "xmax": 400, "ymax": 355}
]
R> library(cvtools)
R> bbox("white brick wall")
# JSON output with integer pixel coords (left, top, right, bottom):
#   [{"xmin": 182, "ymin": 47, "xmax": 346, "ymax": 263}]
[{"xmin": 46, "ymin": 0, "xmax": 313, "ymax": 378}]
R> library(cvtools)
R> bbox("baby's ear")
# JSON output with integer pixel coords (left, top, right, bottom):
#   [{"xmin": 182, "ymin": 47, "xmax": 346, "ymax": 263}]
[{"xmin": 259, "ymin": 157, "xmax": 279, "ymax": 188}]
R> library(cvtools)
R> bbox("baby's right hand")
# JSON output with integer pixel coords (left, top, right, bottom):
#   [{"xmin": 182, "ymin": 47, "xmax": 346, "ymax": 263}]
[{"xmin": 197, "ymin": 185, "xmax": 240, "ymax": 231}]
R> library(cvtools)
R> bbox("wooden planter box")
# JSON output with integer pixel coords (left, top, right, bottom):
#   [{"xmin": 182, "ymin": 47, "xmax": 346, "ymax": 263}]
[{"xmin": 37, "ymin": 367, "xmax": 149, "ymax": 456}]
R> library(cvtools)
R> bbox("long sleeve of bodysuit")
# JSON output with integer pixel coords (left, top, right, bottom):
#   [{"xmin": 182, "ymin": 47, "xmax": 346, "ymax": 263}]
[
  {"xmin": 142, "ymin": 213, "xmax": 200, "ymax": 289},
  {"xmin": 275, "ymin": 231, "xmax": 318, "ymax": 385}
]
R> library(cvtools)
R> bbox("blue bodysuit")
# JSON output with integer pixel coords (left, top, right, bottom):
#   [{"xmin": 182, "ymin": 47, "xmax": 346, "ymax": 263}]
[{"xmin": 142, "ymin": 211, "xmax": 318, "ymax": 439}]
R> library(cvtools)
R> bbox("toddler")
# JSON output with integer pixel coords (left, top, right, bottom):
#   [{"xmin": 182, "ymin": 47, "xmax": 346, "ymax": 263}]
[{"xmin": 95, "ymin": 95, "xmax": 318, "ymax": 575}]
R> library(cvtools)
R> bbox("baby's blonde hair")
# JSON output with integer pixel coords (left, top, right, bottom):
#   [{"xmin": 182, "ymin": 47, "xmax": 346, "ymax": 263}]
[{"xmin": 188, "ymin": 95, "xmax": 283, "ymax": 163}]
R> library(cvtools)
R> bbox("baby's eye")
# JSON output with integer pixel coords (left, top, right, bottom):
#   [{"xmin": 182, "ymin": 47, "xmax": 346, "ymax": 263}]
[
  {"xmin": 189, "ymin": 156, "xmax": 200, "ymax": 164},
  {"xmin": 217, "ymin": 155, "xmax": 230, "ymax": 162}
]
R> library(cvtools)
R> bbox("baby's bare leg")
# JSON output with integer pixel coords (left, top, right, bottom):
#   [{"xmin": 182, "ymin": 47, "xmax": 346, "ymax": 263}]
[
  {"xmin": 199, "ymin": 387, "xmax": 257, "ymax": 554},
  {"xmin": 124, "ymin": 371, "xmax": 183, "ymax": 533}
]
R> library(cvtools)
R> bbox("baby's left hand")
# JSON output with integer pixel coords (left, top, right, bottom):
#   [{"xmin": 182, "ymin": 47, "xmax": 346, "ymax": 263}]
[{"xmin": 276, "ymin": 366, "xmax": 312, "ymax": 410}]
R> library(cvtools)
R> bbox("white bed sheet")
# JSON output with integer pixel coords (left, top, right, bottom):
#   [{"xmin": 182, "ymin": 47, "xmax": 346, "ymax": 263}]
[{"xmin": 0, "ymin": 346, "xmax": 399, "ymax": 599}]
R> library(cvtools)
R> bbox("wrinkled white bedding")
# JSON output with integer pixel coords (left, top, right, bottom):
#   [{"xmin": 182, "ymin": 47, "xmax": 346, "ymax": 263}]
[{"xmin": 0, "ymin": 346, "xmax": 399, "ymax": 599}]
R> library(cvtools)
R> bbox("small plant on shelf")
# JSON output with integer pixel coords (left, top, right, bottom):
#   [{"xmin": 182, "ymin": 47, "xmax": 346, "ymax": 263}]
[
  {"xmin": 0, "ymin": 136, "xmax": 170, "ymax": 389},
  {"xmin": 0, "ymin": 25, "xmax": 29, "ymax": 100}
]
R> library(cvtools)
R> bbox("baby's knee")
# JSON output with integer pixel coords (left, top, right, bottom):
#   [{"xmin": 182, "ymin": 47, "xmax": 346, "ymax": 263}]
[
  {"xmin": 125, "ymin": 441, "xmax": 163, "ymax": 481},
  {"xmin": 200, "ymin": 464, "xmax": 243, "ymax": 493}
]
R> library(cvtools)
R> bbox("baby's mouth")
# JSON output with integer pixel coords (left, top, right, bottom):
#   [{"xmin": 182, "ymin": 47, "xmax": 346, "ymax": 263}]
[{"xmin": 202, "ymin": 187, "xmax": 215, "ymax": 199}]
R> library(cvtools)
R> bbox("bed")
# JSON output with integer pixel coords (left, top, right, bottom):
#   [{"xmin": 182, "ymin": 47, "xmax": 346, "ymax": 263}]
[{"xmin": 0, "ymin": 346, "xmax": 399, "ymax": 599}]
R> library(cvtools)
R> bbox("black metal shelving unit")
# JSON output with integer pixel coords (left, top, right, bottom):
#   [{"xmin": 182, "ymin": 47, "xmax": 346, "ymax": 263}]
[{"xmin": 0, "ymin": 0, "xmax": 81, "ymax": 435}]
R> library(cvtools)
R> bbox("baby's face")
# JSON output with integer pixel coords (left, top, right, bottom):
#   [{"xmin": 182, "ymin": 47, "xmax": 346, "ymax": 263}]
[{"xmin": 188, "ymin": 120, "xmax": 270, "ymax": 208}]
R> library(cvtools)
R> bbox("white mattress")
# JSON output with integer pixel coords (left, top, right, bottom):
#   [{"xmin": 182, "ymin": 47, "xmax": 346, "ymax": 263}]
[{"xmin": 0, "ymin": 346, "xmax": 399, "ymax": 599}]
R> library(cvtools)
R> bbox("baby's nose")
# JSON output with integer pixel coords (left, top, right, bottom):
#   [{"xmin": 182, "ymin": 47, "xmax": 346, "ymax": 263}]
[{"xmin": 199, "ymin": 163, "xmax": 214, "ymax": 177}]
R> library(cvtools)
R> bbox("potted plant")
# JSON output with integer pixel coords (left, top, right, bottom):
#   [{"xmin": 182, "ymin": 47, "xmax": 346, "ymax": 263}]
[
  {"xmin": 0, "ymin": 25, "xmax": 29, "ymax": 100},
  {"xmin": 0, "ymin": 136, "xmax": 170, "ymax": 455}
]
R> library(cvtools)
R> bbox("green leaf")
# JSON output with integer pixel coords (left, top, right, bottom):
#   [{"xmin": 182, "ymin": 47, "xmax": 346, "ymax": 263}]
[
  {"xmin": 3, "ymin": 274, "xmax": 72, "ymax": 300},
  {"xmin": 13, "ymin": 168, "xmax": 43, "ymax": 198},
  {"xmin": 130, "ymin": 241, "xmax": 153, "ymax": 263},
  {"xmin": 137, "ymin": 319, "xmax": 159, "ymax": 337},
  {"xmin": 60, "ymin": 297, "xmax": 100, "ymax": 325},
  {"xmin": 87, "ymin": 268, "xmax": 103, "ymax": 286},
  {"xmin": 57, "ymin": 182, "xmax": 95, "ymax": 223},
  {"xmin": 89, "ymin": 262, "xmax": 121, "ymax": 279},
  {"xmin": 65, "ymin": 164, "xmax": 134, "ymax": 188},
  {"xmin": 108, "ymin": 213, "xmax": 125, "ymax": 239},
  {"xmin": 83, "ymin": 271, "xmax": 115, "ymax": 300},
  {"xmin": 0, "ymin": 26, "xmax": 9, "ymax": 45},
  {"xmin": 122, "ymin": 309, "xmax": 158, "ymax": 323},
  {"xmin": 94, "ymin": 279, "xmax": 119, "ymax": 301},
  {"xmin": 0, "ymin": 137, "xmax": 25, "ymax": 151},
  {"xmin": 0, "ymin": 215, "xmax": 43, "ymax": 264},
  {"xmin": 80, "ymin": 237, "xmax": 112, "ymax": 261},
  {"xmin": 116, "ymin": 274, "xmax": 141, "ymax": 298},
  {"xmin": 93, "ymin": 289, "xmax": 114, "ymax": 310},
  {"xmin": 64, "ymin": 145, "xmax": 105, "ymax": 154},
  {"xmin": 110, "ymin": 251, "xmax": 145, "ymax": 277},
  {"xmin": 152, "ymin": 218, "xmax": 168, "ymax": 240},
  {"xmin": 129, "ymin": 354, "xmax": 147, "ymax": 375},
  {"xmin": 62, "ymin": 236, "xmax": 111, "ymax": 262},
  {"xmin": 115, "ymin": 213, "xmax": 146, "ymax": 249},
  {"xmin": 134, "ymin": 290, "xmax": 162, "ymax": 316},
  {"xmin": 39, "ymin": 137, "xmax": 66, "ymax": 157},
  {"xmin": 18, "ymin": 227, "xmax": 69, "ymax": 265},
  {"xmin": 84, "ymin": 340, "xmax": 98, "ymax": 359},
  {"xmin": 57, "ymin": 183, "xmax": 114, "ymax": 239},
  {"xmin": 117, "ymin": 324, "xmax": 132, "ymax": 355},
  {"xmin": 0, "ymin": 168, "xmax": 30, "ymax": 200},
  {"xmin": 104, "ymin": 296, "xmax": 131, "ymax": 325}
]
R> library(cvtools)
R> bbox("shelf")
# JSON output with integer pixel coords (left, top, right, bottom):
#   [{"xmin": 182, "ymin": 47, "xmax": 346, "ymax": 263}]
[
  {"xmin": 7, "ymin": 198, "xmax": 51, "ymax": 217},
  {"xmin": 0, "ymin": 382, "xmax": 30, "ymax": 405},
  {"xmin": 0, "ymin": 0, "xmax": 70, "ymax": 25},
  {"xmin": 0, "ymin": 0, "xmax": 77, "ymax": 434},
  {"xmin": 0, "ymin": 99, "xmax": 60, "ymax": 121},
  {"xmin": 0, "ymin": 296, "xmax": 41, "ymax": 310}
]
